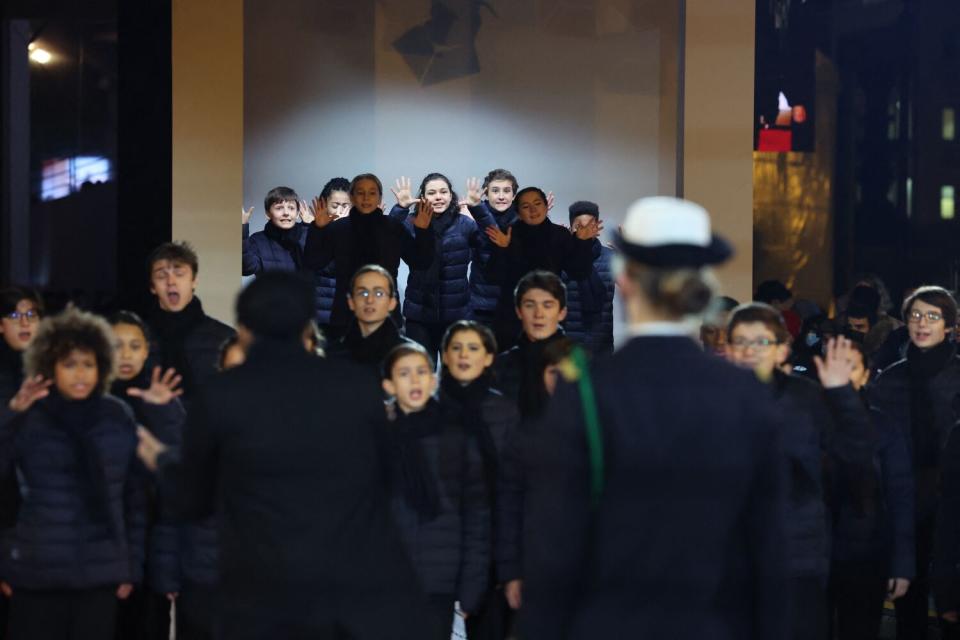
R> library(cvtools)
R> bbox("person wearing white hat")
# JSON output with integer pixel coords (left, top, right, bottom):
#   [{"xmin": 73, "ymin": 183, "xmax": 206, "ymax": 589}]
[{"xmin": 517, "ymin": 197, "xmax": 790, "ymax": 639}]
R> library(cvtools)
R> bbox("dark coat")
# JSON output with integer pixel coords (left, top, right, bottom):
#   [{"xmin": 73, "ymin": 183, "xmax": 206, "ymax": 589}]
[
  {"xmin": 241, "ymin": 222, "xmax": 307, "ymax": 276},
  {"xmin": 326, "ymin": 319, "xmax": 412, "ymax": 386},
  {"xmin": 386, "ymin": 401, "xmax": 490, "ymax": 612},
  {"xmin": 302, "ymin": 209, "xmax": 435, "ymax": 327},
  {"xmin": 390, "ymin": 205, "xmax": 485, "ymax": 324},
  {"xmin": 519, "ymin": 336, "xmax": 789, "ymax": 640},
  {"xmin": 562, "ymin": 241, "xmax": 615, "ymax": 356},
  {"xmin": 0, "ymin": 394, "xmax": 146, "ymax": 590},
  {"xmin": 493, "ymin": 332, "xmax": 567, "ymax": 419},
  {"xmin": 313, "ymin": 264, "xmax": 338, "ymax": 326},
  {"xmin": 466, "ymin": 202, "xmax": 513, "ymax": 318},
  {"xmin": 0, "ymin": 343, "xmax": 23, "ymax": 529},
  {"xmin": 156, "ymin": 339, "xmax": 433, "ymax": 637}
]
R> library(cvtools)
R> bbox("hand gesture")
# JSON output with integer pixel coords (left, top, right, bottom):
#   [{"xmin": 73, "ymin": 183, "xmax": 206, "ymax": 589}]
[
  {"xmin": 814, "ymin": 336, "xmax": 855, "ymax": 389},
  {"xmin": 465, "ymin": 177, "xmax": 485, "ymax": 207},
  {"xmin": 574, "ymin": 218, "xmax": 603, "ymax": 240},
  {"xmin": 298, "ymin": 199, "xmax": 314, "ymax": 224},
  {"xmin": 412, "ymin": 198, "xmax": 433, "ymax": 230},
  {"xmin": 391, "ymin": 177, "xmax": 416, "ymax": 208},
  {"xmin": 116, "ymin": 583, "xmax": 133, "ymax": 600},
  {"xmin": 0, "ymin": 581, "xmax": 11, "ymax": 597},
  {"xmin": 505, "ymin": 579, "xmax": 523, "ymax": 610},
  {"xmin": 546, "ymin": 191, "xmax": 555, "ymax": 212},
  {"xmin": 310, "ymin": 196, "xmax": 335, "ymax": 229},
  {"xmin": 126, "ymin": 367, "xmax": 184, "ymax": 405},
  {"xmin": 887, "ymin": 577, "xmax": 910, "ymax": 601},
  {"xmin": 9, "ymin": 375, "xmax": 53, "ymax": 413},
  {"xmin": 485, "ymin": 225, "xmax": 512, "ymax": 248},
  {"xmin": 458, "ymin": 200, "xmax": 471, "ymax": 217},
  {"xmin": 242, "ymin": 207, "xmax": 253, "ymax": 225},
  {"xmin": 136, "ymin": 426, "xmax": 168, "ymax": 473}
]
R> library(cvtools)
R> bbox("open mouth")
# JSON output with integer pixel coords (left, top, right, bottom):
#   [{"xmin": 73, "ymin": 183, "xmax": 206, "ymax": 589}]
[
  {"xmin": 17, "ymin": 331, "xmax": 31, "ymax": 342},
  {"xmin": 456, "ymin": 363, "xmax": 472, "ymax": 371},
  {"xmin": 408, "ymin": 389, "xmax": 423, "ymax": 401},
  {"xmin": 118, "ymin": 364, "xmax": 135, "ymax": 376},
  {"xmin": 167, "ymin": 291, "xmax": 181, "ymax": 306}
]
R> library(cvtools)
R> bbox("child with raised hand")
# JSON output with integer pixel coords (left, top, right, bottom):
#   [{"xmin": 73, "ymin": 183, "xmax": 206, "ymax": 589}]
[
  {"xmin": 381, "ymin": 342, "xmax": 490, "ymax": 640},
  {"xmin": 311, "ymin": 177, "xmax": 352, "ymax": 331},
  {"xmin": 242, "ymin": 186, "xmax": 311, "ymax": 276},
  {"xmin": 0, "ymin": 308, "xmax": 147, "ymax": 640},
  {"xmin": 303, "ymin": 173, "xmax": 435, "ymax": 335}
]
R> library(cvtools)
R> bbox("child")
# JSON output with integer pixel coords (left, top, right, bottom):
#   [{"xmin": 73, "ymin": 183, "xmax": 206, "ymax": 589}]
[
  {"xmin": 561, "ymin": 201, "xmax": 614, "ymax": 356},
  {"xmin": 390, "ymin": 173, "xmax": 487, "ymax": 356},
  {"xmin": 242, "ymin": 186, "xmax": 309, "ymax": 276},
  {"xmin": 493, "ymin": 270, "xmax": 570, "ymax": 419},
  {"xmin": 303, "ymin": 173, "xmax": 435, "ymax": 334},
  {"xmin": 0, "ymin": 308, "xmax": 146, "ymax": 640},
  {"xmin": 381, "ymin": 342, "xmax": 490, "ymax": 639},
  {"xmin": 466, "ymin": 169, "xmax": 519, "ymax": 329},
  {"xmin": 312, "ymin": 177, "xmax": 351, "ymax": 333},
  {"xmin": 0, "ymin": 287, "xmax": 44, "ymax": 402}
]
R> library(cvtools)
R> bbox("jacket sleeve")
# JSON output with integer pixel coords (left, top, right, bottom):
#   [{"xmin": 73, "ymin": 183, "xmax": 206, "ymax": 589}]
[
  {"xmin": 401, "ymin": 224, "xmax": 435, "ymax": 271},
  {"xmin": 138, "ymin": 398, "xmax": 186, "ymax": 447},
  {"xmin": 458, "ymin": 437, "xmax": 491, "ymax": 614},
  {"xmin": 822, "ymin": 385, "xmax": 878, "ymax": 465},
  {"xmin": 496, "ymin": 423, "xmax": 524, "ymax": 582},
  {"xmin": 878, "ymin": 411, "xmax": 916, "ymax": 580},
  {"xmin": 302, "ymin": 224, "xmax": 335, "ymax": 271},
  {"xmin": 156, "ymin": 390, "xmax": 219, "ymax": 521},
  {"xmin": 241, "ymin": 224, "xmax": 262, "ymax": 276},
  {"xmin": 124, "ymin": 455, "xmax": 148, "ymax": 585},
  {"xmin": 0, "ymin": 407, "xmax": 23, "ymax": 478},
  {"xmin": 561, "ymin": 234, "xmax": 596, "ymax": 281},
  {"xmin": 934, "ymin": 425, "xmax": 960, "ymax": 612},
  {"xmin": 467, "ymin": 204, "xmax": 497, "ymax": 231},
  {"xmin": 389, "ymin": 204, "xmax": 411, "ymax": 221}
]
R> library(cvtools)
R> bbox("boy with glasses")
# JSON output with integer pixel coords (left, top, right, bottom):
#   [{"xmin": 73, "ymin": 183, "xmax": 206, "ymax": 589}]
[{"xmin": 727, "ymin": 302, "xmax": 876, "ymax": 640}]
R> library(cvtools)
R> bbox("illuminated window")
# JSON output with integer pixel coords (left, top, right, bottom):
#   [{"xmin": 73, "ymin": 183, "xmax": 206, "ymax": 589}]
[
  {"xmin": 945, "ymin": 108, "xmax": 956, "ymax": 141},
  {"xmin": 943, "ymin": 186, "xmax": 956, "ymax": 220},
  {"xmin": 40, "ymin": 156, "xmax": 112, "ymax": 201}
]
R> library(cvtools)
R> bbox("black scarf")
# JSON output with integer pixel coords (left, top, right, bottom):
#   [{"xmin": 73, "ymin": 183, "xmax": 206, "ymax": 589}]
[
  {"xmin": 0, "ymin": 340, "xmax": 23, "ymax": 393},
  {"xmin": 906, "ymin": 340, "xmax": 956, "ymax": 469},
  {"xmin": 441, "ymin": 373, "xmax": 498, "ymax": 498},
  {"xmin": 147, "ymin": 297, "xmax": 207, "ymax": 397},
  {"xmin": 390, "ymin": 400, "xmax": 443, "ymax": 520},
  {"xmin": 348, "ymin": 208, "xmax": 386, "ymax": 272},
  {"xmin": 263, "ymin": 221, "xmax": 304, "ymax": 269},
  {"xmin": 516, "ymin": 331, "xmax": 565, "ymax": 419},
  {"xmin": 110, "ymin": 367, "xmax": 151, "ymax": 421},
  {"xmin": 342, "ymin": 318, "xmax": 403, "ymax": 367},
  {"xmin": 512, "ymin": 220, "xmax": 556, "ymax": 273},
  {"xmin": 418, "ymin": 207, "xmax": 459, "ymax": 319}
]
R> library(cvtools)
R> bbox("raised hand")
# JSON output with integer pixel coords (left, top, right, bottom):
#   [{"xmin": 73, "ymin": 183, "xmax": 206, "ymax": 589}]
[
  {"xmin": 465, "ymin": 177, "xmax": 485, "ymax": 207},
  {"xmin": 298, "ymin": 199, "xmax": 314, "ymax": 224},
  {"xmin": 310, "ymin": 196, "xmax": 335, "ymax": 229},
  {"xmin": 574, "ymin": 218, "xmax": 603, "ymax": 240},
  {"xmin": 505, "ymin": 579, "xmax": 523, "ymax": 610},
  {"xmin": 887, "ymin": 578, "xmax": 910, "ymax": 601},
  {"xmin": 9, "ymin": 375, "xmax": 53, "ymax": 413},
  {"xmin": 242, "ymin": 206, "xmax": 253, "ymax": 225},
  {"xmin": 127, "ymin": 367, "xmax": 184, "ymax": 405},
  {"xmin": 116, "ymin": 583, "xmax": 133, "ymax": 600},
  {"xmin": 136, "ymin": 425, "xmax": 168, "ymax": 473},
  {"xmin": 412, "ymin": 198, "xmax": 433, "ymax": 230},
  {"xmin": 391, "ymin": 176, "xmax": 416, "ymax": 208},
  {"xmin": 546, "ymin": 191, "xmax": 555, "ymax": 212},
  {"xmin": 485, "ymin": 225, "xmax": 512, "ymax": 248},
  {"xmin": 814, "ymin": 336, "xmax": 855, "ymax": 389}
]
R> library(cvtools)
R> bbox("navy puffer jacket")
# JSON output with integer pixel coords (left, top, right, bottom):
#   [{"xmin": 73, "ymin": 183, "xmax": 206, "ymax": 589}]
[
  {"xmin": 467, "ymin": 202, "xmax": 514, "ymax": 318},
  {"xmin": 0, "ymin": 395, "xmax": 146, "ymax": 590},
  {"xmin": 390, "ymin": 205, "xmax": 485, "ymax": 323},
  {"xmin": 563, "ymin": 241, "xmax": 615, "ymax": 356},
  {"xmin": 313, "ymin": 264, "xmax": 338, "ymax": 326},
  {"xmin": 241, "ymin": 222, "xmax": 306, "ymax": 275}
]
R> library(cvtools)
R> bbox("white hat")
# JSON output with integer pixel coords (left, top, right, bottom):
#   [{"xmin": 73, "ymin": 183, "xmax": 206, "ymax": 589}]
[{"xmin": 613, "ymin": 197, "xmax": 732, "ymax": 267}]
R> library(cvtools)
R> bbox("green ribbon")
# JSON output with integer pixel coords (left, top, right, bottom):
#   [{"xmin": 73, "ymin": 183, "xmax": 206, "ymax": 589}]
[{"xmin": 571, "ymin": 346, "xmax": 604, "ymax": 507}]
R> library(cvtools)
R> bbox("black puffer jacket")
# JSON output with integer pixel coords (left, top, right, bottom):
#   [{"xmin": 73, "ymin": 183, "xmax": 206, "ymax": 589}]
[
  {"xmin": 562, "ymin": 241, "xmax": 615, "ymax": 356},
  {"xmin": 466, "ymin": 202, "xmax": 513, "ymax": 318}
]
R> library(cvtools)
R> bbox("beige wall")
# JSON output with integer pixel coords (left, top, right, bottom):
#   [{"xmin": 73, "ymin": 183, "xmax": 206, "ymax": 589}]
[
  {"xmin": 171, "ymin": 0, "xmax": 243, "ymax": 325},
  {"xmin": 683, "ymin": 0, "xmax": 756, "ymax": 303}
]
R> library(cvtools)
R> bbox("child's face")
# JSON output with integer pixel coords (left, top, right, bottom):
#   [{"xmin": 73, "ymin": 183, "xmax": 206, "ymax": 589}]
[
  {"xmin": 849, "ymin": 349, "xmax": 870, "ymax": 391},
  {"xmin": 516, "ymin": 191, "xmax": 548, "ymax": 226},
  {"xmin": 113, "ymin": 323, "xmax": 149, "ymax": 381},
  {"xmin": 327, "ymin": 190, "xmax": 351, "ymax": 219},
  {"xmin": 221, "ymin": 343, "xmax": 246, "ymax": 370},
  {"xmin": 0, "ymin": 299, "xmax": 40, "ymax": 352},
  {"xmin": 150, "ymin": 259, "xmax": 196, "ymax": 312},
  {"xmin": 423, "ymin": 179, "xmax": 453, "ymax": 215},
  {"xmin": 54, "ymin": 348, "xmax": 99, "ymax": 401},
  {"xmin": 347, "ymin": 272, "xmax": 397, "ymax": 326},
  {"xmin": 516, "ymin": 288, "xmax": 566, "ymax": 341},
  {"xmin": 383, "ymin": 353, "xmax": 436, "ymax": 413},
  {"xmin": 486, "ymin": 180, "xmax": 515, "ymax": 213},
  {"xmin": 350, "ymin": 179, "xmax": 382, "ymax": 215},
  {"xmin": 442, "ymin": 329, "xmax": 494, "ymax": 383},
  {"xmin": 907, "ymin": 299, "xmax": 948, "ymax": 350},
  {"xmin": 726, "ymin": 321, "xmax": 789, "ymax": 379},
  {"xmin": 267, "ymin": 199, "xmax": 298, "ymax": 230}
]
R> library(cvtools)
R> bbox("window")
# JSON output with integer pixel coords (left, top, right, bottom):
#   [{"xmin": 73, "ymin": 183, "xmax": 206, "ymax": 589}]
[
  {"xmin": 944, "ymin": 107, "xmax": 956, "ymax": 141},
  {"xmin": 943, "ymin": 185, "xmax": 956, "ymax": 220},
  {"xmin": 40, "ymin": 156, "xmax": 112, "ymax": 201}
]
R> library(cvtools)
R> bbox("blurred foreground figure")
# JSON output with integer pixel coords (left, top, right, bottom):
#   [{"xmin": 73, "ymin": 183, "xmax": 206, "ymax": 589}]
[{"xmin": 518, "ymin": 197, "xmax": 789, "ymax": 639}]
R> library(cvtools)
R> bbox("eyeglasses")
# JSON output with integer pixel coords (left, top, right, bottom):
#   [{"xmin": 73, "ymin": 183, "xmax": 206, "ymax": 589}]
[
  {"xmin": 730, "ymin": 337, "xmax": 779, "ymax": 350},
  {"xmin": 4, "ymin": 310, "xmax": 39, "ymax": 322},
  {"xmin": 907, "ymin": 310, "xmax": 944, "ymax": 323},
  {"xmin": 353, "ymin": 289, "xmax": 389, "ymax": 300}
]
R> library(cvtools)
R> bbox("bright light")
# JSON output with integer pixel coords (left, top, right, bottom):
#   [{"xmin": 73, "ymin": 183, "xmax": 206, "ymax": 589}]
[{"xmin": 29, "ymin": 47, "xmax": 52, "ymax": 65}]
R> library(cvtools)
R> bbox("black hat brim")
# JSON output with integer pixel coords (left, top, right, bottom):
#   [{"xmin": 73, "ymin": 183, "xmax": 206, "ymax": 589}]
[{"xmin": 613, "ymin": 231, "xmax": 733, "ymax": 268}]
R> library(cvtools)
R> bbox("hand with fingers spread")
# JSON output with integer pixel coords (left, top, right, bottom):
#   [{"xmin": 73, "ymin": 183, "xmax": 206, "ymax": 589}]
[
  {"xmin": 485, "ymin": 225, "xmax": 512, "ymax": 248},
  {"xmin": 298, "ymin": 199, "xmax": 315, "ymax": 224},
  {"xmin": 574, "ymin": 218, "xmax": 603, "ymax": 241},
  {"xmin": 391, "ymin": 177, "xmax": 416, "ymax": 209},
  {"xmin": 116, "ymin": 583, "xmax": 134, "ymax": 600},
  {"xmin": 127, "ymin": 367, "xmax": 184, "ymax": 405},
  {"xmin": 814, "ymin": 336, "xmax": 856, "ymax": 389},
  {"xmin": 412, "ymin": 199, "xmax": 433, "ymax": 230},
  {"xmin": 465, "ymin": 177, "xmax": 485, "ymax": 207},
  {"xmin": 9, "ymin": 375, "xmax": 53, "ymax": 413},
  {"xmin": 310, "ymin": 196, "xmax": 336, "ymax": 229},
  {"xmin": 242, "ymin": 207, "xmax": 254, "ymax": 225},
  {"xmin": 137, "ymin": 425, "xmax": 168, "ymax": 473},
  {"xmin": 546, "ymin": 191, "xmax": 555, "ymax": 212}
]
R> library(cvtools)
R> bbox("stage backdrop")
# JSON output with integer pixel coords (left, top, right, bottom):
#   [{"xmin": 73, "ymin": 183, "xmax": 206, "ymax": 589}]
[{"xmin": 243, "ymin": 0, "xmax": 683, "ymax": 346}]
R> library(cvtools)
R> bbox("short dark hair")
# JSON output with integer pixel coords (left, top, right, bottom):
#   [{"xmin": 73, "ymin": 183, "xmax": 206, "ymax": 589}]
[
  {"xmin": 236, "ymin": 271, "xmax": 314, "ymax": 339},
  {"xmin": 755, "ymin": 280, "xmax": 792, "ymax": 304},
  {"xmin": 0, "ymin": 286, "xmax": 45, "ymax": 317},
  {"xmin": 482, "ymin": 168, "xmax": 519, "ymax": 194},
  {"xmin": 441, "ymin": 320, "xmax": 498, "ymax": 356},
  {"xmin": 108, "ymin": 310, "xmax": 152, "ymax": 344},
  {"xmin": 418, "ymin": 173, "xmax": 459, "ymax": 215},
  {"xmin": 350, "ymin": 173, "xmax": 383, "ymax": 197},
  {"xmin": 515, "ymin": 186, "xmax": 548, "ymax": 208},
  {"xmin": 24, "ymin": 307, "xmax": 116, "ymax": 395},
  {"xmin": 147, "ymin": 241, "xmax": 199, "ymax": 279},
  {"xmin": 515, "ymin": 270, "xmax": 567, "ymax": 309},
  {"xmin": 902, "ymin": 286, "xmax": 958, "ymax": 328},
  {"xmin": 727, "ymin": 302, "xmax": 791, "ymax": 344},
  {"xmin": 264, "ymin": 186, "xmax": 299, "ymax": 213},
  {"xmin": 847, "ymin": 285, "xmax": 881, "ymax": 325},
  {"xmin": 349, "ymin": 264, "xmax": 396, "ymax": 298},
  {"xmin": 381, "ymin": 341, "xmax": 433, "ymax": 380},
  {"xmin": 321, "ymin": 177, "xmax": 351, "ymax": 199}
]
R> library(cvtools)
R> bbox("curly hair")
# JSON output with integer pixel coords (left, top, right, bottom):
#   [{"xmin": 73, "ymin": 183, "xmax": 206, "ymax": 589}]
[{"xmin": 23, "ymin": 307, "xmax": 117, "ymax": 395}]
